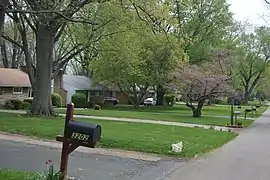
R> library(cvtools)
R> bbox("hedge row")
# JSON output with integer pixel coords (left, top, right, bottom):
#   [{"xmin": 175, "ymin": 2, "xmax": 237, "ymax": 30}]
[{"xmin": 2, "ymin": 93, "xmax": 62, "ymax": 110}]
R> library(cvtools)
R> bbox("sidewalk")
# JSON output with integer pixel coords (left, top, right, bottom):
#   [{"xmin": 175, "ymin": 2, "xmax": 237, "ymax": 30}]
[
  {"xmin": 164, "ymin": 108, "xmax": 270, "ymax": 180},
  {"xmin": 0, "ymin": 109, "xmax": 233, "ymax": 132}
]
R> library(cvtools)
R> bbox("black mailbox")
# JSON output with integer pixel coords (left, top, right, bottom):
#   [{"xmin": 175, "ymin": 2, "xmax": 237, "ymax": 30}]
[
  {"xmin": 65, "ymin": 121, "xmax": 101, "ymax": 145},
  {"xmin": 57, "ymin": 102, "xmax": 102, "ymax": 179}
]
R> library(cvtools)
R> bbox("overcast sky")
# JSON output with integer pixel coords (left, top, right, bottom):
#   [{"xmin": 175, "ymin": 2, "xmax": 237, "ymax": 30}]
[{"xmin": 227, "ymin": 0, "xmax": 269, "ymax": 26}]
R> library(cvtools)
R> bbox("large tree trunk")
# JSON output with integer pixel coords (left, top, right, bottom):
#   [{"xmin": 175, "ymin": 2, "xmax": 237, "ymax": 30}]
[
  {"xmin": 30, "ymin": 24, "xmax": 55, "ymax": 116},
  {"xmin": 186, "ymin": 99, "xmax": 205, "ymax": 118},
  {"xmin": 156, "ymin": 84, "xmax": 165, "ymax": 106}
]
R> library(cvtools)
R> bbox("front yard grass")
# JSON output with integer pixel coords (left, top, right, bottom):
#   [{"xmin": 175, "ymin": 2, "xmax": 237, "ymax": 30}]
[
  {"xmin": 0, "ymin": 113, "xmax": 237, "ymax": 158},
  {"xmin": 0, "ymin": 169, "xmax": 31, "ymax": 180},
  {"xmin": 54, "ymin": 104, "xmax": 262, "ymax": 127}
]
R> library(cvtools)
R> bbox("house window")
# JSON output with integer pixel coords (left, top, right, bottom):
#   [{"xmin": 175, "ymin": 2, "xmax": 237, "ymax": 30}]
[
  {"xmin": 95, "ymin": 92, "xmax": 100, "ymax": 96},
  {"xmin": 28, "ymin": 88, "xmax": 34, "ymax": 97},
  {"xmin": 13, "ymin": 87, "xmax": 23, "ymax": 94},
  {"xmin": 90, "ymin": 91, "xmax": 96, "ymax": 96}
]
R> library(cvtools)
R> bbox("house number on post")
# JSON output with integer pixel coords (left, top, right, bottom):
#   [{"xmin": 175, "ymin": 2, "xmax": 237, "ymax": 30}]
[{"xmin": 56, "ymin": 102, "xmax": 102, "ymax": 180}]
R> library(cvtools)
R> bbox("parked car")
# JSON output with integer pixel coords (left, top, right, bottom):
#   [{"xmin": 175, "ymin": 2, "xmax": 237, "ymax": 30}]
[
  {"xmin": 143, "ymin": 97, "xmax": 156, "ymax": 106},
  {"xmin": 104, "ymin": 97, "xmax": 119, "ymax": 105}
]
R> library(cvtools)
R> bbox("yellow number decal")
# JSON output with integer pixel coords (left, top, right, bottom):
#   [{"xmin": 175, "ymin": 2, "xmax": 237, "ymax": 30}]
[{"xmin": 71, "ymin": 133, "xmax": 89, "ymax": 141}]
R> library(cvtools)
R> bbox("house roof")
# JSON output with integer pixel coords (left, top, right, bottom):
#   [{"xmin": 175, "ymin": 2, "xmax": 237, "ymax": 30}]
[
  {"xmin": 0, "ymin": 68, "xmax": 31, "ymax": 87},
  {"xmin": 63, "ymin": 75, "xmax": 106, "ymax": 91}
]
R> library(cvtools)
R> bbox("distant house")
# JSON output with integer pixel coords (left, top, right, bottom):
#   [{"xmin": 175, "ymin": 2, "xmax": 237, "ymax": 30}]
[
  {"xmin": 0, "ymin": 68, "xmax": 33, "ymax": 104},
  {"xmin": 52, "ymin": 71, "xmax": 129, "ymax": 106}
]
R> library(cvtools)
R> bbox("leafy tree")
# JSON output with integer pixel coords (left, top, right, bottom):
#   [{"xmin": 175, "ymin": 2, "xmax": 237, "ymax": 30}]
[
  {"xmin": 90, "ymin": 4, "xmax": 185, "ymax": 107},
  {"xmin": 172, "ymin": 0, "xmax": 233, "ymax": 63},
  {"xmin": 232, "ymin": 26, "xmax": 270, "ymax": 103},
  {"xmin": 172, "ymin": 51, "xmax": 232, "ymax": 117}
]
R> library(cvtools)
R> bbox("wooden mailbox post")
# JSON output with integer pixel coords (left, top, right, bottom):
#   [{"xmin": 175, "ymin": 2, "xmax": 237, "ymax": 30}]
[{"xmin": 56, "ymin": 102, "xmax": 101, "ymax": 180}]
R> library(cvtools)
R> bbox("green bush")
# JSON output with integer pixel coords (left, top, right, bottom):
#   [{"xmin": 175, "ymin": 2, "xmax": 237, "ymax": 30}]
[
  {"xmin": 22, "ymin": 102, "xmax": 31, "ymax": 110},
  {"xmin": 94, "ymin": 104, "xmax": 101, "ymax": 110},
  {"xmin": 4, "ymin": 99, "xmax": 23, "ymax": 110},
  {"xmin": 11, "ymin": 99, "xmax": 23, "ymax": 110},
  {"xmin": 51, "ymin": 93, "xmax": 62, "ymax": 107},
  {"xmin": 164, "ymin": 94, "xmax": 175, "ymax": 106},
  {"xmin": 72, "ymin": 93, "xmax": 87, "ymax": 108},
  {"xmin": 23, "ymin": 98, "xmax": 33, "ymax": 104},
  {"xmin": 4, "ymin": 100, "xmax": 14, "ymax": 109},
  {"xmin": 88, "ymin": 96, "xmax": 104, "ymax": 109},
  {"xmin": 215, "ymin": 99, "xmax": 228, "ymax": 105}
]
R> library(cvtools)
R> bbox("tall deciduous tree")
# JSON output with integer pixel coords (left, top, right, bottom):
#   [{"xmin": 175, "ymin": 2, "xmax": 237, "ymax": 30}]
[
  {"xmin": 232, "ymin": 26, "xmax": 270, "ymax": 103},
  {"xmin": 90, "ymin": 4, "xmax": 185, "ymax": 107},
  {"xmin": 173, "ymin": 0, "xmax": 233, "ymax": 63}
]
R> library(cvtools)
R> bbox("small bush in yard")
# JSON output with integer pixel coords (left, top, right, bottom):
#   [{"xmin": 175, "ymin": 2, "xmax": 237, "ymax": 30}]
[
  {"xmin": 94, "ymin": 104, "xmax": 101, "ymax": 110},
  {"xmin": 24, "ymin": 98, "xmax": 33, "ymax": 104},
  {"xmin": 11, "ymin": 99, "xmax": 23, "ymax": 110},
  {"xmin": 51, "ymin": 93, "xmax": 62, "ymax": 107},
  {"xmin": 71, "ymin": 93, "xmax": 87, "ymax": 108},
  {"xmin": 4, "ymin": 99, "xmax": 23, "ymax": 110},
  {"xmin": 22, "ymin": 102, "xmax": 31, "ymax": 110},
  {"xmin": 4, "ymin": 100, "xmax": 14, "ymax": 109},
  {"xmin": 26, "ymin": 160, "xmax": 63, "ymax": 180},
  {"xmin": 165, "ymin": 94, "xmax": 175, "ymax": 106}
]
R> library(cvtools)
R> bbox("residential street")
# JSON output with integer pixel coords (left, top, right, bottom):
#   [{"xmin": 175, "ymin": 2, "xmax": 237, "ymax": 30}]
[{"xmin": 0, "ymin": 139, "xmax": 182, "ymax": 180}]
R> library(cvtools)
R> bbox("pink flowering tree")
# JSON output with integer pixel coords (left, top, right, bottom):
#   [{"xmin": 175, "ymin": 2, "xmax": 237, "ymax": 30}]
[{"xmin": 172, "ymin": 60, "xmax": 231, "ymax": 117}]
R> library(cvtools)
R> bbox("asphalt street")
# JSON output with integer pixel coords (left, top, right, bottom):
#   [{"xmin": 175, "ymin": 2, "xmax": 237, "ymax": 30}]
[{"xmin": 0, "ymin": 140, "xmax": 182, "ymax": 180}]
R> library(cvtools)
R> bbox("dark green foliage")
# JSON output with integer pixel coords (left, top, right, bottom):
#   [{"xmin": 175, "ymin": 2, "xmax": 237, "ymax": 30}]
[
  {"xmin": 51, "ymin": 93, "xmax": 62, "ymax": 107},
  {"xmin": 23, "ymin": 98, "xmax": 33, "ymax": 104},
  {"xmin": 72, "ymin": 93, "xmax": 87, "ymax": 108},
  {"xmin": 94, "ymin": 104, "xmax": 101, "ymax": 110},
  {"xmin": 215, "ymin": 99, "xmax": 228, "ymax": 105},
  {"xmin": 4, "ymin": 99, "xmax": 23, "ymax": 110},
  {"xmin": 22, "ymin": 102, "xmax": 31, "ymax": 110},
  {"xmin": 164, "ymin": 94, "xmax": 175, "ymax": 106}
]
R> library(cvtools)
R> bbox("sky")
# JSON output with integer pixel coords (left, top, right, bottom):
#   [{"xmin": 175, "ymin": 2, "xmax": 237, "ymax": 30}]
[{"xmin": 227, "ymin": 0, "xmax": 269, "ymax": 26}]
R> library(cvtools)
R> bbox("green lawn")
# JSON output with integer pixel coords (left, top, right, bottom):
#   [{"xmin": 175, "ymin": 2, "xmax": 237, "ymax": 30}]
[
  {"xmin": 0, "ymin": 169, "xmax": 31, "ymax": 180},
  {"xmin": 0, "ymin": 113, "xmax": 237, "ymax": 158},
  {"xmin": 53, "ymin": 104, "xmax": 266, "ymax": 127}
]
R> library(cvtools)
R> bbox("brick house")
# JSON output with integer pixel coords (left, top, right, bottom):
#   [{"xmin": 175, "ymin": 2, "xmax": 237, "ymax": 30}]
[
  {"xmin": 53, "ymin": 71, "xmax": 129, "ymax": 106},
  {"xmin": 0, "ymin": 68, "xmax": 33, "ymax": 104}
]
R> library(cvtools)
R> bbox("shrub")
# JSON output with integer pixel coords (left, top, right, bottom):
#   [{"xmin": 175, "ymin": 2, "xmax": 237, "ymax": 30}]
[
  {"xmin": 71, "ymin": 93, "xmax": 87, "ymax": 108},
  {"xmin": 88, "ymin": 96, "xmax": 104, "ymax": 109},
  {"xmin": 22, "ymin": 102, "xmax": 31, "ymax": 110},
  {"xmin": 164, "ymin": 94, "xmax": 175, "ymax": 106},
  {"xmin": 215, "ymin": 99, "xmax": 228, "ymax": 105},
  {"xmin": 94, "ymin": 104, "xmax": 101, "ymax": 110},
  {"xmin": 4, "ymin": 99, "xmax": 23, "ymax": 110},
  {"xmin": 4, "ymin": 100, "xmax": 14, "ymax": 109},
  {"xmin": 24, "ymin": 98, "xmax": 33, "ymax": 104},
  {"xmin": 11, "ymin": 99, "xmax": 23, "ymax": 110},
  {"xmin": 51, "ymin": 93, "xmax": 62, "ymax": 107}
]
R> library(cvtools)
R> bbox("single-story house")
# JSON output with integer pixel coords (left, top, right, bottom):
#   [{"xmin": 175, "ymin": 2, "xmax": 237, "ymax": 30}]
[
  {"xmin": 52, "ymin": 71, "xmax": 129, "ymax": 106},
  {"xmin": 0, "ymin": 68, "xmax": 33, "ymax": 104}
]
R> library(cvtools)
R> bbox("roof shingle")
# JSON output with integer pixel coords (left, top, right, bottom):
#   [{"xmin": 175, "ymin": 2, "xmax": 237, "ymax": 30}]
[{"xmin": 0, "ymin": 68, "xmax": 31, "ymax": 87}]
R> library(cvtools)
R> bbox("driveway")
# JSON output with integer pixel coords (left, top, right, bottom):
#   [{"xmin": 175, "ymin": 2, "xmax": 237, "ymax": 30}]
[
  {"xmin": 0, "ymin": 139, "xmax": 183, "ymax": 180},
  {"xmin": 164, "ymin": 108, "xmax": 270, "ymax": 180}
]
